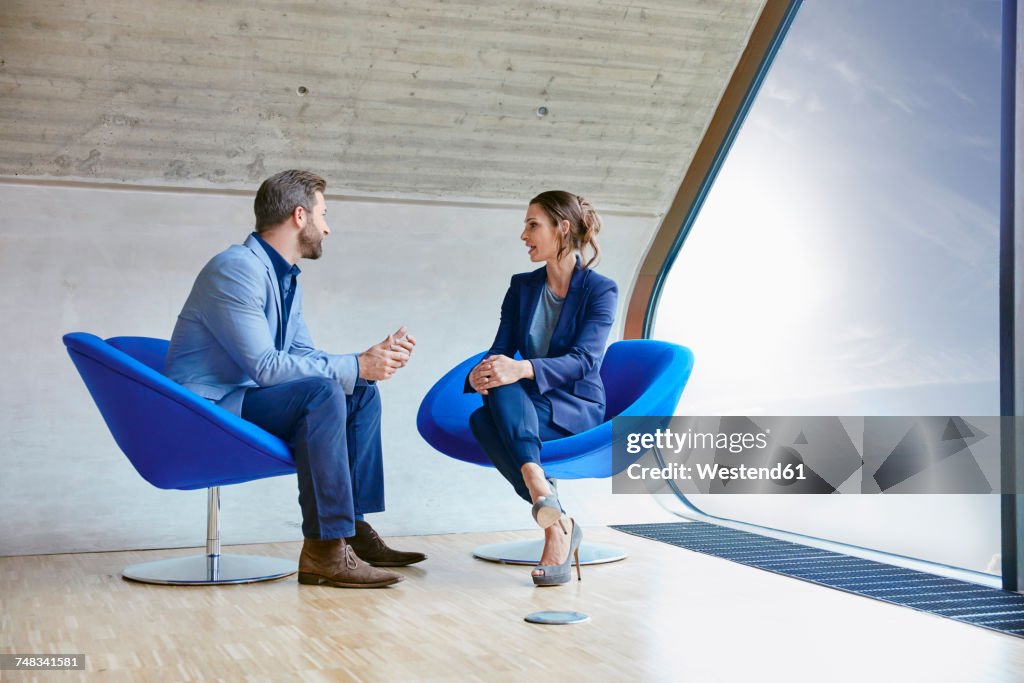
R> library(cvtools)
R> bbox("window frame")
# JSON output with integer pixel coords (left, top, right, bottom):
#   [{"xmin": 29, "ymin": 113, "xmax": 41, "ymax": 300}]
[{"xmin": 631, "ymin": 0, "xmax": 1021, "ymax": 590}]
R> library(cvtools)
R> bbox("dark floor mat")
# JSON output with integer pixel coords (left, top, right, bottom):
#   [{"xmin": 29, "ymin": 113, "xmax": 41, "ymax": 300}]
[{"xmin": 611, "ymin": 521, "xmax": 1022, "ymax": 638}]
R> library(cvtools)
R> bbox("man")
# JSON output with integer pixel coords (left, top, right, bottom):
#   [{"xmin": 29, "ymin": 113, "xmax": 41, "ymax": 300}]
[{"xmin": 165, "ymin": 169, "xmax": 424, "ymax": 588}]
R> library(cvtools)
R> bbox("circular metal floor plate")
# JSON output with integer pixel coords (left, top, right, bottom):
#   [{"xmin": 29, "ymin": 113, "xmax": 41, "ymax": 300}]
[
  {"xmin": 524, "ymin": 611, "xmax": 591, "ymax": 625},
  {"xmin": 472, "ymin": 539, "xmax": 627, "ymax": 566}
]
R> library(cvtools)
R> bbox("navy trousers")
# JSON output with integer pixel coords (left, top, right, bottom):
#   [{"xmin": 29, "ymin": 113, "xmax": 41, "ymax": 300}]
[
  {"xmin": 469, "ymin": 381, "xmax": 571, "ymax": 504},
  {"xmin": 241, "ymin": 377, "xmax": 384, "ymax": 540}
]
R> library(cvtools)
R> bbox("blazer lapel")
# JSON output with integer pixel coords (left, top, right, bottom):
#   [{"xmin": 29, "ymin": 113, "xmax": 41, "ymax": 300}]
[
  {"xmin": 243, "ymin": 234, "xmax": 283, "ymax": 333},
  {"xmin": 519, "ymin": 268, "xmax": 546, "ymax": 355},
  {"xmin": 550, "ymin": 259, "xmax": 587, "ymax": 347}
]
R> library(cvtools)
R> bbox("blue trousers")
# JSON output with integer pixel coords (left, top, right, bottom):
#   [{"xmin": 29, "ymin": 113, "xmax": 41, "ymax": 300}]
[
  {"xmin": 241, "ymin": 377, "xmax": 384, "ymax": 540},
  {"xmin": 469, "ymin": 381, "xmax": 571, "ymax": 504}
]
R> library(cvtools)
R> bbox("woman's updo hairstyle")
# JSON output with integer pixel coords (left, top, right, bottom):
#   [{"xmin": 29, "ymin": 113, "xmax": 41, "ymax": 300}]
[{"xmin": 529, "ymin": 190, "xmax": 603, "ymax": 269}]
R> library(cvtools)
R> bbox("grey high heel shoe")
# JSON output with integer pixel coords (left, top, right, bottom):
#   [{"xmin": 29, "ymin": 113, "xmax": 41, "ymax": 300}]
[
  {"xmin": 530, "ymin": 479, "xmax": 561, "ymax": 529},
  {"xmin": 531, "ymin": 495, "xmax": 561, "ymax": 529},
  {"xmin": 532, "ymin": 518, "xmax": 583, "ymax": 587}
]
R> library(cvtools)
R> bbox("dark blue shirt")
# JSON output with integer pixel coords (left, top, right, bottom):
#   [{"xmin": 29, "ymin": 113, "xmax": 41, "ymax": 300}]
[{"xmin": 251, "ymin": 232, "xmax": 301, "ymax": 350}]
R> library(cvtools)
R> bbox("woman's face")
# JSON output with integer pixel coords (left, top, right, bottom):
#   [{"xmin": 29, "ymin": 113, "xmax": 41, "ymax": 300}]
[{"xmin": 521, "ymin": 203, "xmax": 564, "ymax": 263}]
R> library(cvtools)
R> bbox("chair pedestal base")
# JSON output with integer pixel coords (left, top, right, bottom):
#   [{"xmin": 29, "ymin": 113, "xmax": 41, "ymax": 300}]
[
  {"xmin": 122, "ymin": 554, "xmax": 297, "ymax": 585},
  {"xmin": 472, "ymin": 539, "xmax": 627, "ymax": 566}
]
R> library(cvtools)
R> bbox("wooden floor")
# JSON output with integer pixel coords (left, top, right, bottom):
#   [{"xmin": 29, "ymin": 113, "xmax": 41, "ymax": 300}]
[{"xmin": 3, "ymin": 526, "xmax": 1024, "ymax": 682}]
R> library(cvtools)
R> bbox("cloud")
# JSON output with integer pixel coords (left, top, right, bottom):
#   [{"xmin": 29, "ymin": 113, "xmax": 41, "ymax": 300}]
[
  {"xmin": 760, "ymin": 80, "xmax": 826, "ymax": 117},
  {"xmin": 831, "ymin": 60, "xmax": 863, "ymax": 88},
  {"xmin": 931, "ymin": 74, "xmax": 976, "ymax": 107},
  {"xmin": 940, "ymin": 4, "xmax": 1002, "ymax": 52},
  {"xmin": 826, "ymin": 326, "xmax": 996, "ymax": 393},
  {"xmin": 876, "ymin": 172, "xmax": 998, "ymax": 269},
  {"xmin": 829, "ymin": 332, "xmax": 913, "ymax": 370},
  {"xmin": 954, "ymin": 133, "xmax": 996, "ymax": 150},
  {"xmin": 762, "ymin": 81, "xmax": 801, "ymax": 106},
  {"xmin": 747, "ymin": 116, "xmax": 798, "ymax": 145},
  {"xmin": 829, "ymin": 59, "xmax": 925, "ymax": 115}
]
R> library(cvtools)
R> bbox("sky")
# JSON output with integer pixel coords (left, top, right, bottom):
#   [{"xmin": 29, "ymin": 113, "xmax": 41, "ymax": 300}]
[{"xmin": 654, "ymin": 0, "xmax": 1003, "ymax": 416}]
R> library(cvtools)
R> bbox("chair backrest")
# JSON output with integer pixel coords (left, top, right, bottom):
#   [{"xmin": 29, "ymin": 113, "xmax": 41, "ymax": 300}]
[
  {"xmin": 106, "ymin": 336, "xmax": 168, "ymax": 374},
  {"xmin": 63, "ymin": 332, "xmax": 294, "ymax": 490},
  {"xmin": 600, "ymin": 339, "xmax": 693, "ymax": 419}
]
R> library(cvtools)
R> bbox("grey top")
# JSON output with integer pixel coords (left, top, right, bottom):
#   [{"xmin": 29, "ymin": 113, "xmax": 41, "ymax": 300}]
[{"xmin": 526, "ymin": 284, "xmax": 566, "ymax": 358}]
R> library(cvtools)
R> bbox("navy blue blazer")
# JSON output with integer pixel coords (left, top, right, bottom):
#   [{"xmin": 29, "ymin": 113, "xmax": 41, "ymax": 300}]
[{"xmin": 466, "ymin": 260, "xmax": 618, "ymax": 435}]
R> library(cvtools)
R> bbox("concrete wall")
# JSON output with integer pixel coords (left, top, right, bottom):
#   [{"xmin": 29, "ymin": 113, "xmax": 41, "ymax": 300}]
[
  {"xmin": 0, "ymin": 180, "xmax": 674, "ymax": 555},
  {"xmin": 0, "ymin": 0, "xmax": 769, "ymax": 554}
]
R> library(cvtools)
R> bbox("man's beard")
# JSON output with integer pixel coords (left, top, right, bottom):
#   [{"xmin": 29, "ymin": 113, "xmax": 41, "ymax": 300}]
[{"xmin": 299, "ymin": 222, "xmax": 324, "ymax": 259}]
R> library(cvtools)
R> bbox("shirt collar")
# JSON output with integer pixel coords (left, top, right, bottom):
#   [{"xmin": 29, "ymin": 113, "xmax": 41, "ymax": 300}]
[{"xmin": 251, "ymin": 232, "xmax": 301, "ymax": 282}]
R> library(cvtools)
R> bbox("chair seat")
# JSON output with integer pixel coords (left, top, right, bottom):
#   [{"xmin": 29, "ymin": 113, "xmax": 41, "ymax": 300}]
[{"xmin": 416, "ymin": 340, "xmax": 693, "ymax": 479}]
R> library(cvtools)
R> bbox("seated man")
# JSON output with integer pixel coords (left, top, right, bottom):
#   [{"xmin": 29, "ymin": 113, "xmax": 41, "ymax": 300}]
[{"xmin": 165, "ymin": 169, "xmax": 424, "ymax": 588}]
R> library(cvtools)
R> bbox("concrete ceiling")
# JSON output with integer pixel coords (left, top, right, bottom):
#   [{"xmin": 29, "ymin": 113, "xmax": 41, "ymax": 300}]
[{"xmin": 0, "ymin": 0, "xmax": 766, "ymax": 211}]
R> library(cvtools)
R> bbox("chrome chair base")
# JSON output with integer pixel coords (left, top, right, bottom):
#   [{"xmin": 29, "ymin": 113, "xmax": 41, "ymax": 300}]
[
  {"xmin": 472, "ymin": 539, "xmax": 627, "ymax": 566},
  {"xmin": 122, "ymin": 554, "xmax": 297, "ymax": 585}
]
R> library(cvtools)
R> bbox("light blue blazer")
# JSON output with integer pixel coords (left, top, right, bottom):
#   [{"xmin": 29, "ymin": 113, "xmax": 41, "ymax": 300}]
[{"xmin": 164, "ymin": 234, "xmax": 359, "ymax": 416}]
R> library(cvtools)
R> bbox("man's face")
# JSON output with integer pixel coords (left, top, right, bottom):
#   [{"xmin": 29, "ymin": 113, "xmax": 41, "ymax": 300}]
[{"xmin": 299, "ymin": 191, "xmax": 330, "ymax": 260}]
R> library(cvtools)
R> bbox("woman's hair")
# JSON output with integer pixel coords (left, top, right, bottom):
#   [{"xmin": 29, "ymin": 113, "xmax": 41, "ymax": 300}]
[{"xmin": 529, "ymin": 190, "xmax": 603, "ymax": 269}]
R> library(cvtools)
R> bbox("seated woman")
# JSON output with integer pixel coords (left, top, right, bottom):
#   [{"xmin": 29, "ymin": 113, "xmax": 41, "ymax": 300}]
[{"xmin": 465, "ymin": 191, "xmax": 617, "ymax": 586}]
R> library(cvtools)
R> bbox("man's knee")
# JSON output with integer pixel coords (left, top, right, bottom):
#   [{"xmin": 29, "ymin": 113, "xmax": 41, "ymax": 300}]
[{"xmin": 304, "ymin": 377, "xmax": 347, "ymax": 414}]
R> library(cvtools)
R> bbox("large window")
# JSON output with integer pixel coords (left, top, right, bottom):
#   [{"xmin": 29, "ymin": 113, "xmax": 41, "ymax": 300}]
[{"xmin": 652, "ymin": 0, "xmax": 1003, "ymax": 574}]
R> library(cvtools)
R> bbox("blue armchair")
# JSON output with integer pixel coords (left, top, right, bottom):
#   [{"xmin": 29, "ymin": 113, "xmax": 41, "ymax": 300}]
[
  {"xmin": 417, "ymin": 339, "xmax": 693, "ymax": 564},
  {"xmin": 63, "ymin": 332, "xmax": 298, "ymax": 584}
]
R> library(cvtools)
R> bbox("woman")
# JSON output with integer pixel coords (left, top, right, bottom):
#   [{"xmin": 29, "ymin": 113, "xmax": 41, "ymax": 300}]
[{"xmin": 465, "ymin": 191, "xmax": 617, "ymax": 586}]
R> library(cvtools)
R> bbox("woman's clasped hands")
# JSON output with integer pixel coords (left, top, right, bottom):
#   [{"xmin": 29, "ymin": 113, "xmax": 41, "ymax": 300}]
[{"xmin": 468, "ymin": 355, "xmax": 534, "ymax": 395}]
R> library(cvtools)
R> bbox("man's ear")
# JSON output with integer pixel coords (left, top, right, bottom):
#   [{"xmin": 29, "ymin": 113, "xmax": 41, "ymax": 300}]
[{"xmin": 292, "ymin": 205, "xmax": 306, "ymax": 227}]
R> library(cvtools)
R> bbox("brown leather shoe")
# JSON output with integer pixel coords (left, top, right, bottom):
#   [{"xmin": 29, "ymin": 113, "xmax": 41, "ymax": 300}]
[
  {"xmin": 298, "ymin": 537, "xmax": 403, "ymax": 588},
  {"xmin": 346, "ymin": 520, "xmax": 427, "ymax": 567}
]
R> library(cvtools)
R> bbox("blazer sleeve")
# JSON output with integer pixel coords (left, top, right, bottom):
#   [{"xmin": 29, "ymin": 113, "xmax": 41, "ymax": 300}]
[
  {"xmin": 287, "ymin": 306, "xmax": 363, "ymax": 390},
  {"xmin": 464, "ymin": 277, "xmax": 519, "ymax": 393},
  {"xmin": 199, "ymin": 257, "xmax": 360, "ymax": 394},
  {"xmin": 530, "ymin": 278, "xmax": 618, "ymax": 394}
]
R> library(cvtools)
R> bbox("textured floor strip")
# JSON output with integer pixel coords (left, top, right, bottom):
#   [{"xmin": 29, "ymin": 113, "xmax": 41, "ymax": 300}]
[{"xmin": 611, "ymin": 521, "xmax": 1023, "ymax": 638}]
